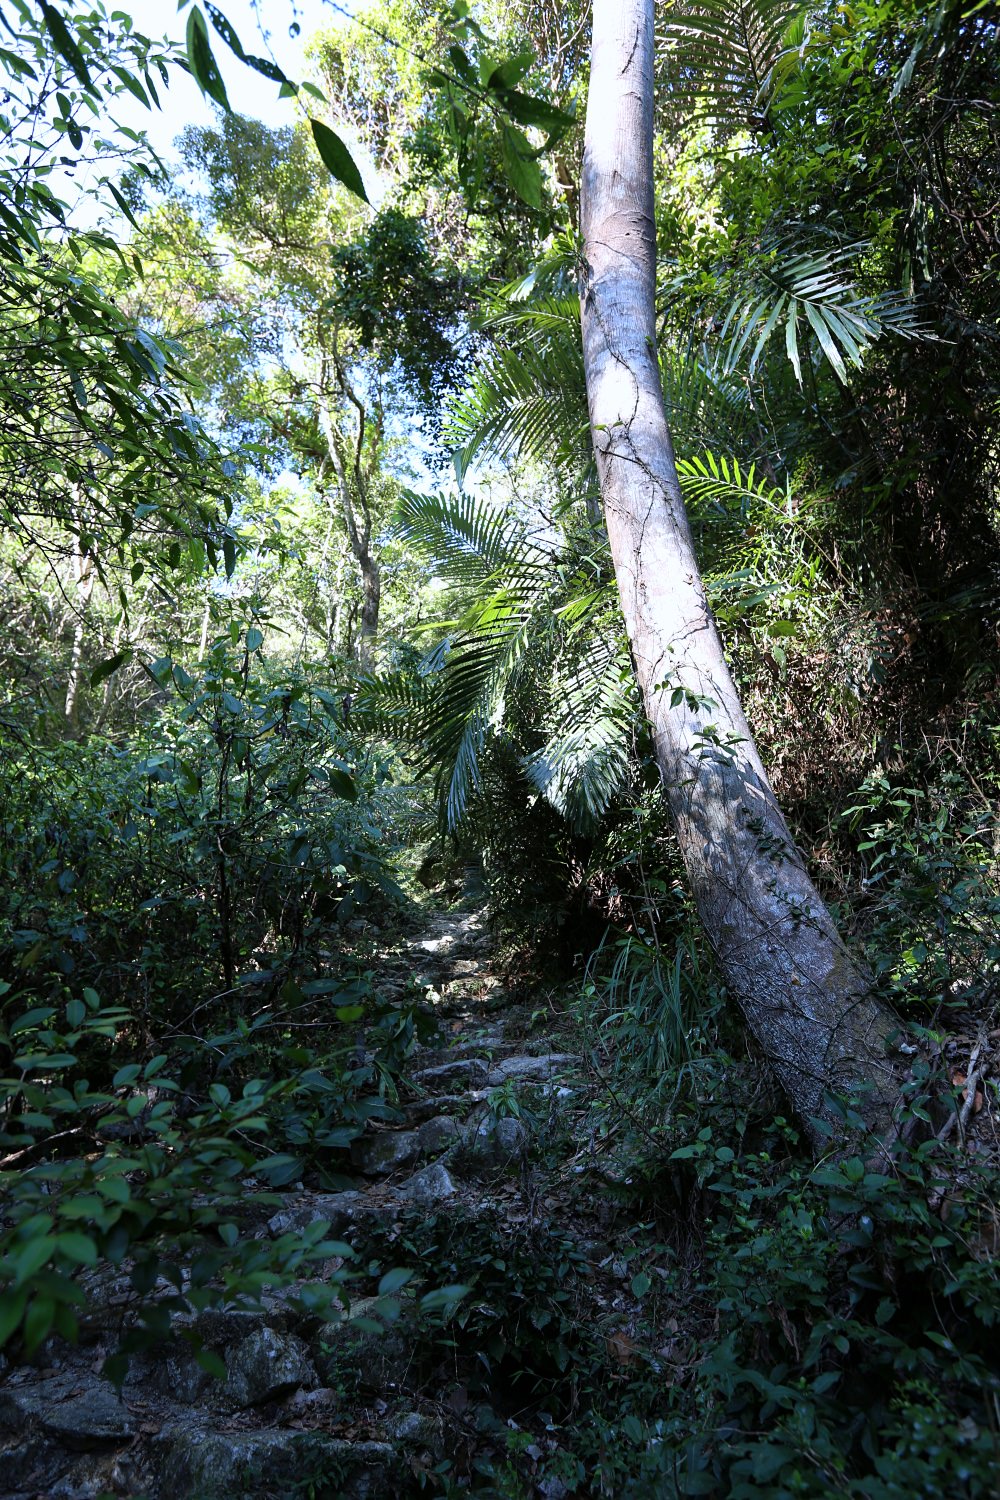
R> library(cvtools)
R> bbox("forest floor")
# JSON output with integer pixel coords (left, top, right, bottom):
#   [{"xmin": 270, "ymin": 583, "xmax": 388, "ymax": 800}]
[{"xmin": 0, "ymin": 899, "xmax": 648, "ymax": 1500}]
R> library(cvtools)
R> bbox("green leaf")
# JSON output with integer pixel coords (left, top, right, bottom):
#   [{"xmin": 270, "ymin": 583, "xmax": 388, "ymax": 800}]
[
  {"xmin": 497, "ymin": 90, "xmax": 574, "ymax": 132},
  {"xmin": 195, "ymin": 1347, "xmax": 227, "ymax": 1379},
  {"xmin": 483, "ymin": 47, "xmax": 535, "ymax": 90},
  {"xmin": 186, "ymin": 6, "xmax": 230, "ymax": 111},
  {"xmin": 631, "ymin": 1271, "xmax": 651, "ymax": 1298},
  {"xmin": 91, "ymin": 649, "xmax": 130, "ymax": 688},
  {"xmin": 500, "ymin": 125, "xmax": 542, "ymax": 209},
  {"xmin": 40, "ymin": 3, "xmax": 93, "ymax": 90},
  {"xmin": 0, "ymin": 1288, "xmax": 27, "ymax": 1346},
  {"xmin": 206, "ymin": 3, "xmax": 247, "ymax": 61},
  {"xmin": 23, "ymin": 1295, "xmax": 55, "ymax": 1357},
  {"xmin": 335, "ymin": 1005, "xmax": 366, "ymax": 1022},
  {"xmin": 56, "ymin": 1233, "xmax": 98, "ymax": 1267},
  {"xmin": 804, "ymin": 302, "xmax": 847, "ymax": 382},
  {"xmin": 10, "ymin": 1008, "xmax": 56, "ymax": 1035},
  {"xmin": 785, "ymin": 304, "xmax": 801, "ymax": 384},
  {"xmin": 309, "ymin": 120, "xmax": 369, "ymax": 203},
  {"xmin": 223, "ymin": 535, "xmax": 237, "ymax": 579},
  {"xmin": 206, "ymin": 4, "xmax": 289, "ymax": 84},
  {"xmin": 65, "ymin": 998, "xmax": 86, "ymax": 1028},
  {"xmin": 13, "ymin": 1235, "xmax": 56, "ymax": 1286},
  {"xmin": 326, "ymin": 767, "xmax": 358, "ymax": 802},
  {"xmin": 420, "ymin": 1284, "xmax": 470, "ymax": 1311},
  {"xmin": 246, "ymin": 626, "xmax": 263, "ymax": 652},
  {"xmin": 378, "ymin": 1267, "xmax": 414, "ymax": 1296}
]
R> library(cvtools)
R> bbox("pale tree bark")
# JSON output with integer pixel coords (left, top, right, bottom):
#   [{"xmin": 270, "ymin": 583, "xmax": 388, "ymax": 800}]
[
  {"xmin": 318, "ymin": 361, "xmax": 383, "ymax": 672},
  {"xmin": 580, "ymin": 0, "xmax": 904, "ymax": 1145},
  {"xmin": 64, "ymin": 531, "xmax": 96, "ymax": 731}
]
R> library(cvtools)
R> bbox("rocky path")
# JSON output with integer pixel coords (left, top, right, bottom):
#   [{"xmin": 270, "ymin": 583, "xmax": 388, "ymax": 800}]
[{"xmin": 0, "ymin": 907, "xmax": 586, "ymax": 1500}]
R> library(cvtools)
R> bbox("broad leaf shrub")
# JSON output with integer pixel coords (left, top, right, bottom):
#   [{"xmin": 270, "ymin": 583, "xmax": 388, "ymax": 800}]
[
  {"xmin": 842, "ymin": 756, "xmax": 1000, "ymax": 1020},
  {"xmin": 0, "ymin": 638, "xmax": 403, "ymax": 1022},
  {"xmin": 0, "ymin": 636, "xmax": 429, "ymax": 1370},
  {"xmin": 0, "ymin": 983, "xmax": 360, "ymax": 1367},
  {"xmin": 559, "ymin": 1059, "xmax": 1000, "ymax": 1496}
]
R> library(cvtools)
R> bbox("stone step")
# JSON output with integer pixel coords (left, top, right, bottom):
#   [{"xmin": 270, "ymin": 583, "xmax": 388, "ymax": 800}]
[
  {"xmin": 155, "ymin": 1427, "xmax": 400, "ymax": 1500},
  {"xmin": 410, "ymin": 1058, "xmax": 488, "ymax": 1089},
  {"xmin": 485, "ymin": 1053, "xmax": 577, "ymax": 1087}
]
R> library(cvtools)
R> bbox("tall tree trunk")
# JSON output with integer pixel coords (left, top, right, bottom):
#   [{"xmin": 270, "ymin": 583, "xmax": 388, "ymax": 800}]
[
  {"xmin": 320, "ymin": 398, "xmax": 381, "ymax": 671},
  {"xmin": 358, "ymin": 555, "xmax": 380, "ymax": 671},
  {"xmin": 580, "ymin": 0, "xmax": 903, "ymax": 1145},
  {"xmin": 64, "ymin": 531, "xmax": 95, "ymax": 732}
]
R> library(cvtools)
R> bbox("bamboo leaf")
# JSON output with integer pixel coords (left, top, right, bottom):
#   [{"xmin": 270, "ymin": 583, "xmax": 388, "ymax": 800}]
[{"xmin": 310, "ymin": 119, "xmax": 369, "ymax": 203}]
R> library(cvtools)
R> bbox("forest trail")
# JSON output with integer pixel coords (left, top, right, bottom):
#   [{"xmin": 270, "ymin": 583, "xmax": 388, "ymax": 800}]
[{"xmin": 0, "ymin": 903, "xmax": 611, "ymax": 1500}]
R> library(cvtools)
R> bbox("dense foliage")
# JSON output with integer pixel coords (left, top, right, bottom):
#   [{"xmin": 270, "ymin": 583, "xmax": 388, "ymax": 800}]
[{"xmin": 0, "ymin": 0, "xmax": 998, "ymax": 1495}]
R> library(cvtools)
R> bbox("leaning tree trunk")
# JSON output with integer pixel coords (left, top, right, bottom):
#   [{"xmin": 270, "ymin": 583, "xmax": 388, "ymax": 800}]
[{"xmin": 581, "ymin": 0, "xmax": 903, "ymax": 1145}]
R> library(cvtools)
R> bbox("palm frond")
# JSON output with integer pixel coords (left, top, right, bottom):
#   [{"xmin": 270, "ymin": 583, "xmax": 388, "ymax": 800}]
[
  {"xmin": 718, "ymin": 234, "xmax": 931, "ymax": 384},
  {"xmin": 522, "ymin": 638, "xmax": 636, "ymax": 832},
  {"xmin": 393, "ymin": 487, "xmax": 549, "ymax": 591},
  {"xmin": 449, "ymin": 297, "xmax": 589, "ymax": 478},
  {"xmin": 658, "ymin": 333, "xmax": 755, "ymax": 457},
  {"xmin": 677, "ymin": 448, "xmax": 787, "ymax": 516},
  {"xmin": 657, "ymin": 0, "xmax": 805, "ymax": 137}
]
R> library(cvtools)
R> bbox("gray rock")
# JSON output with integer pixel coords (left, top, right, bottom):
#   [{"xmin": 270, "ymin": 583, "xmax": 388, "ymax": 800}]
[
  {"xmin": 405, "ymin": 1093, "xmax": 476, "ymax": 1124},
  {"xmin": 223, "ymin": 1326, "xmax": 317, "ymax": 1407},
  {"xmin": 313, "ymin": 1301, "xmax": 415, "ymax": 1391},
  {"xmin": 48, "ymin": 1449, "xmax": 138, "ymax": 1500},
  {"xmin": 461, "ymin": 1114, "xmax": 528, "ymax": 1165},
  {"xmin": 394, "ymin": 1161, "xmax": 457, "ymax": 1207},
  {"xmin": 486, "ymin": 1053, "xmax": 576, "ymax": 1086},
  {"xmin": 351, "ymin": 1129, "xmax": 421, "ymax": 1175},
  {"xmin": 417, "ymin": 1115, "xmax": 462, "ymax": 1153},
  {"xmin": 0, "ymin": 1376, "xmax": 133, "ymax": 1447},
  {"xmin": 382, "ymin": 1409, "xmax": 443, "ymax": 1456},
  {"xmin": 125, "ymin": 1344, "xmax": 213, "ymax": 1407},
  {"xmin": 415, "ymin": 935, "xmax": 452, "ymax": 954},
  {"xmin": 411, "ymin": 1058, "xmax": 488, "ymax": 1089},
  {"xmin": 0, "ymin": 1433, "xmax": 71, "ymax": 1494},
  {"xmin": 267, "ymin": 1190, "xmax": 364, "ymax": 1238},
  {"xmin": 284, "ymin": 1386, "xmax": 340, "ymax": 1417},
  {"xmin": 157, "ymin": 1427, "xmax": 397, "ymax": 1500}
]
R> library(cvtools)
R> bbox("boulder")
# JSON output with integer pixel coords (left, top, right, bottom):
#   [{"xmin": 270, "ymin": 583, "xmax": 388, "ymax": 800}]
[
  {"xmin": 267, "ymin": 1191, "xmax": 365, "ymax": 1238},
  {"xmin": 313, "ymin": 1301, "xmax": 416, "ymax": 1392},
  {"xmin": 486, "ymin": 1054, "xmax": 576, "ymax": 1087},
  {"xmin": 461, "ymin": 1114, "xmax": 528, "ymax": 1166},
  {"xmin": 223, "ymin": 1326, "xmax": 317, "ymax": 1408},
  {"xmin": 405, "ymin": 1093, "xmax": 476, "ymax": 1125},
  {"xmin": 156, "ymin": 1427, "xmax": 398, "ymax": 1500},
  {"xmin": 350, "ymin": 1130, "xmax": 421, "ymax": 1176},
  {"xmin": 0, "ymin": 1375, "xmax": 133, "ymax": 1448},
  {"xmin": 394, "ymin": 1161, "xmax": 457, "ymax": 1207},
  {"xmin": 411, "ymin": 1059, "xmax": 488, "ymax": 1089},
  {"xmin": 417, "ymin": 1115, "xmax": 462, "ymax": 1153},
  {"xmin": 382, "ymin": 1408, "xmax": 443, "ymax": 1457}
]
